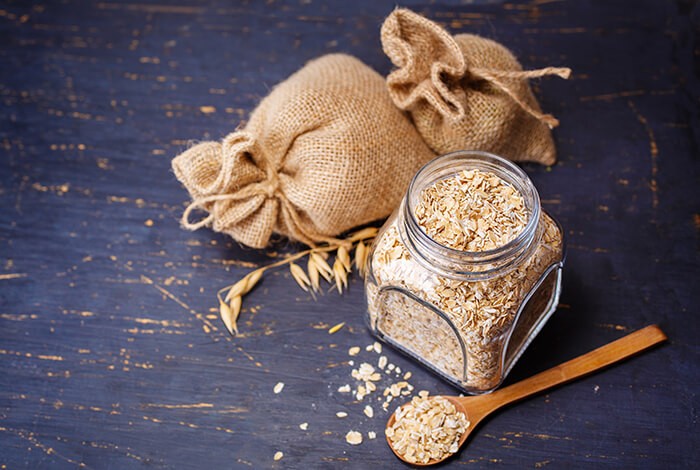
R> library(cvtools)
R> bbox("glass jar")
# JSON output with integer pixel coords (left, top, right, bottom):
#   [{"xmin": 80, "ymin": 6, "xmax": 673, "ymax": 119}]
[{"xmin": 365, "ymin": 151, "xmax": 565, "ymax": 394}]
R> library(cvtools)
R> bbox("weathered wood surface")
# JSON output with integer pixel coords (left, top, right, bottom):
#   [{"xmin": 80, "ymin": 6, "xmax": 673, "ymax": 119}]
[{"xmin": 1, "ymin": 0, "xmax": 698, "ymax": 468}]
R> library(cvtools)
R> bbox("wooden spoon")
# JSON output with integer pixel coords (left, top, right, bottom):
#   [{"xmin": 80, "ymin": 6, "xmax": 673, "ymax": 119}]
[{"xmin": 386, "ymin": 324, "xmax": 667, "ymax": 466}]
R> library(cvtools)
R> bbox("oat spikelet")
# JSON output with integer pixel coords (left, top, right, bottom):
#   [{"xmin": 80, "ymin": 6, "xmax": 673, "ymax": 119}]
[
  {"xmin": 348, "ymin": 226, "xmax": 378, "ymax": 242},
  {"xmin": 224, "ymin": 277, "xmax": 248, "ymax": 302},
  {"xmin": 307, "ymin": 256, "xmax": 321, "ymax": 292},
  {"xmin": 311, "ymin": 252, "xmax": 334, "ymax": 282},
  {"xmin": 229, "ymin": 296, "xmax": 242, "ymax": 334},
  {"xmin": 355, "ymin": 240, "xmax": 368, "ymax": 276},
  {"xmin": 245, "ymin": 268, "xmax": 264, "ymax": 293},
  {"xmin": 337, "ymin": 246, "xmax": 351, "ymax": 271},
  {"xmin": 333, "ymin": 258, "xmax": 348, "ymax": 293},
  {"xmin": 219, "ymin": 300, "xmax": 234, "ymax": 335},
  {"xmin": 225, "ymin": 268, "xmax": 263, "ymax": 302},
  {"xmin": 290, "ymin": 262, "xmax": 311, "ymax": 291}
]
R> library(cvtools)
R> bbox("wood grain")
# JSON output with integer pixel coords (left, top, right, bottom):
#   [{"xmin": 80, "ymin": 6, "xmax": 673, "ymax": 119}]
[{"xmin": 1, "ymin": 0, "xmax": 698, "ymax": 468}]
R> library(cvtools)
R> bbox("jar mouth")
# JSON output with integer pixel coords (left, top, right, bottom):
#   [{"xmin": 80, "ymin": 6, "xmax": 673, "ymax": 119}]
[{"xmin": 401, "ymin": 150, "xmax": 541, "ymax": 279}]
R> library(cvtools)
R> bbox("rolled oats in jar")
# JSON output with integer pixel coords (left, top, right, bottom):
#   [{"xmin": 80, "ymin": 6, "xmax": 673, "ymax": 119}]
[{"xmin": 365, "ymin": 151, "xmax": 564, "ymax": 394}]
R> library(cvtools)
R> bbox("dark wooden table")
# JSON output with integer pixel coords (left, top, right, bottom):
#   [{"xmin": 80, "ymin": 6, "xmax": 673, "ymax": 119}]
[{"xmin": 1, "ymin": 0, "xmax": 698, "ymax": 468}]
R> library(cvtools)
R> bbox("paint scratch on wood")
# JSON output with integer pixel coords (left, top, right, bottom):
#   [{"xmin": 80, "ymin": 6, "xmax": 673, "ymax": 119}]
[
  {"xmin": 0, "ymin": 273, "xmax": 27, "ymax": 280},
  {"xmin": 0, "ymin": 426, "xmax": 89, "ymax": 468},
  {"xmin": 628, "ymin": 100, "xmax": 659, "ymax": 209},
  {"xmin": 96, "ymin": 2, "xmax": 204, "ymax": 14},
  {"xmin": 596, "ymin": 323, "xmax": 628, "ymax": 331},
  {"xmin": 140, "ymin": 274, "xmax": 218, "ymax": 334}
]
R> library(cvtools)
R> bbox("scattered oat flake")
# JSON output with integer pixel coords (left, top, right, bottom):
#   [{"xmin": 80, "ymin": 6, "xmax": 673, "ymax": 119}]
[
  {"xmin": 336, "ymin": 411, "xmax": 348, "ymax": 418},
  {"xmin": 199, "ymin": 105, "xmax": 216, "ymax": 114},
  {"xmin": 337, "ymin": 384, "xmax": 351, "ymax": 393},
  {"xmin": 299, "ymin": 422, "xmax": 308, "ymax": 430},
  {"xmin": 403, "ymin": 371, "xmax": 412, "ymax": 380},
  {"xmin": 328, "ymin": 322, "xmax": 345, "ymax": 334},
  {"xmin": 273, "ymin": 451, "xmax": 283, "ymax": 461},
  {"xmin": 378, "ymin": 355, "xmax": 388, "ymax": 369},
  {"xmin": 364, "ymin": 405, "xmax": 374, "ymax": 418},
  {"xmin": 373, "ymin": 342, "xmax": 382, "ymax": 353},
  {"xmin": 352, "ymin": 363, "xmax": 378, "ymax": 382},
  {"xmin": 348, "ymin": 346, "xmax": 360, "ymax": 356},
  {"xmin": 345, "ymin": 431, "xmax": 363, "ymax": 445},
  {"xmin": 368, "ymin": 431, "xmax": 377, "ymax": 440},
  {"xmin": 273, "ymin": 382, "xmax": 285, "ymax": 394}
]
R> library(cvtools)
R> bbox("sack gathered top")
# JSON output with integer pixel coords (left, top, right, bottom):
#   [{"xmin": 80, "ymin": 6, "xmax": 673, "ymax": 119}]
[{"xmin": 381, "ymin": 8, "xmax": 570, "ymax": 166}]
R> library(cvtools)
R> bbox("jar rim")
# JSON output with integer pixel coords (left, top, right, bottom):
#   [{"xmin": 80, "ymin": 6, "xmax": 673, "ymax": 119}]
[{"xmin": 401, "ymin": 150, "xmax": 542, "ymax": 279}]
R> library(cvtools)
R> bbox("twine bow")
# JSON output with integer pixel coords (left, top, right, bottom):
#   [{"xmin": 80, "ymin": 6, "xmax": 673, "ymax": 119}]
[
  {"xmin": 382, "ymin": 8, "xmax": 571, "ymax": 132},
  {"xmin": 180, "ymin": 132, "xmax": 273, "ymax": 231}
]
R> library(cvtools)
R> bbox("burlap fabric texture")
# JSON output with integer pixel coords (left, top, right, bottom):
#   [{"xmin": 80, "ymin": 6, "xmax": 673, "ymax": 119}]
[
  {"xmin": 381, "ymin": 8, "xmax": 570, "ymax": 166},
  {"xmin": 172, "ymin": 54, "xmax": 435, "ymax": 249}
]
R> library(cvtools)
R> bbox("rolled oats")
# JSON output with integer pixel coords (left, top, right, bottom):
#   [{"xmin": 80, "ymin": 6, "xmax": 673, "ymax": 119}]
[{"xmin": 386, "ymin": 395, "xmax": 469, "ymax": 464}]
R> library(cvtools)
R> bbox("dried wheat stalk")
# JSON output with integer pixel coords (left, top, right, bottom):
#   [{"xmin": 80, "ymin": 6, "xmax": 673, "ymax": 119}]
[{"xmin": 216, "ymin": 227, "xmax": 378, "ymax": 335}]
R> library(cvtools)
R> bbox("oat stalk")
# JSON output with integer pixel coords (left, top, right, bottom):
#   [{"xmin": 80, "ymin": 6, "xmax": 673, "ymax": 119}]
[{"xmin": 216, "ymin": 227, "xmax": 378, "ymax": 336}]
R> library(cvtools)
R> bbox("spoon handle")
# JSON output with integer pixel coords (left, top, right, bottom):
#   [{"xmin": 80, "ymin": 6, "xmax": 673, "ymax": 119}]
[{"xmin": 487, "ymin": 325, "xmax": 667, "ymax": 408}]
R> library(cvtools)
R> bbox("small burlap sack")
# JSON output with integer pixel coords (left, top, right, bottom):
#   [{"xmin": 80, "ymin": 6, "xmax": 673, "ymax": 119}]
[
  {"xmin": 173, "ymin": 53, "xmax": 435, "ymax": 249},
  {"xmin": 381, "ymin": 8, "xmax": 570, "ymax": 166}
]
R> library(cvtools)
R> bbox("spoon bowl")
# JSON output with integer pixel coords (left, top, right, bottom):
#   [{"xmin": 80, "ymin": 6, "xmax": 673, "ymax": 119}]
[{"xmin": 385, "ymin": 325, "xmax": 667, "ymax": 466}]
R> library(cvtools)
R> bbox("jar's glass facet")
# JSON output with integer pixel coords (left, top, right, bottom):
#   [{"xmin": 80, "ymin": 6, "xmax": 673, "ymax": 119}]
[
  {"xmin": 365, "ymin": 151, "xmax": 564, "ymax": 394},
  {"xmin": 375, "ymin": 288, "xmax": 467, "ymax": 383}
]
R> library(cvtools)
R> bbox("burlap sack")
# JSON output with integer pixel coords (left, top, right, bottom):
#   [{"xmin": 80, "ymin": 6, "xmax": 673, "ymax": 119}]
[
  {"xmin": 381, "ymin": 9, "xmax": 570, "ymax": 166},
  {"xmin": 173, "ymin": 53, "xmax": 435, "ymax": 249}
]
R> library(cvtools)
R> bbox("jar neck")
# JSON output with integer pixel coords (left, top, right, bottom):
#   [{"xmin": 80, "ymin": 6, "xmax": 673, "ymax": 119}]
[{"xmin": 399, "ymin": 151, "xmax": 542, "ymax": 281}]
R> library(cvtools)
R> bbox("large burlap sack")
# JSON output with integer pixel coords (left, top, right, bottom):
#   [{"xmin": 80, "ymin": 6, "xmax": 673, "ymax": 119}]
[
  {"xmin": 381, "ymin": 9, "xmax": 570, "ymax": 166},
  {"xmin": 173, "ymin": 53, "xmax": 435, "ymax": 249}
]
